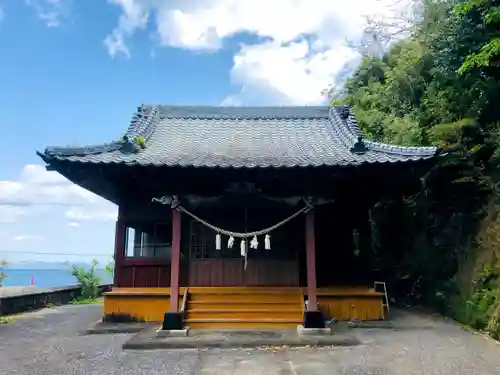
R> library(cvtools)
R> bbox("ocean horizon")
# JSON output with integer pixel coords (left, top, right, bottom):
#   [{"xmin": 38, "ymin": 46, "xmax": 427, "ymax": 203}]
[{"xmin": 1, "ymin": 268, "xmax": 113, "ymax": 289}]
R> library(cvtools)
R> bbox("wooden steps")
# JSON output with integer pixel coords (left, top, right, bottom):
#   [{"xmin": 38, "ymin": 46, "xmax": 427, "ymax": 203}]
[
  {"xmin": 185, "ymin": 287, "xmax": 304, "ymax": 329},
  {"xmin": 188, "ymin": 309, "xmax": 302, "ymax": 320},
  {"xmin": 188, "ymin": 302, "xmax": 301, "ymax": 310},
  {"xmin": 184, "ymin": 319, "xmax": 302, "ymax": 329}
]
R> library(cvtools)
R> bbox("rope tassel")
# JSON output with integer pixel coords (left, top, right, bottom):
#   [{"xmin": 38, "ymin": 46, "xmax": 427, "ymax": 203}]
[
  {"xmin": 240, "ymin": 239, "xmax": 246, "ymax": 257},
  {"xmin": 215, "ymin": 233, "xmax": 221, "ymax": 251},
  {"xmin": 265, "ymin": 234, "xmax": 271, "ymax": 250},
  {"xmin": 250, "ymin": 236, "xmax": 258, "ymax": 249},
  {"xmin": 228, "ymin": 236, "xmax": 234, "ymax": 249}
]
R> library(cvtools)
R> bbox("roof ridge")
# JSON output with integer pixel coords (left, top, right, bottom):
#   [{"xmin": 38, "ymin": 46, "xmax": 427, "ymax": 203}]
[
  {"xmin": 328, "ymin": 107, "xmax": 360, "ymax": 152},
  {"xmin": 123, "ymin": 105, "xmax": 159, "ymax": 142},
  {"xmin": 331, "ymin": 105, "xmax": 438, "ymax": 157},
  {"xmin": 155, "ymin": 105, "xmax": 331, "ymax": 120}
]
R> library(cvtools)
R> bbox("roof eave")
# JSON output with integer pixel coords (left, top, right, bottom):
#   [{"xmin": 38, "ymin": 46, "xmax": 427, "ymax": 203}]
[{"xmin": 33, "ymin": 154, "xmax": 437, "ymax": 170}]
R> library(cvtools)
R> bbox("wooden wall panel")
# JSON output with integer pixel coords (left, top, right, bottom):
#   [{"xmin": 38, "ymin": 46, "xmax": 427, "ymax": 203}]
[
  {"xmin": 116, "ymin": 263, "xmax": 190, "ymax": 287},
  {"xmin": 117, "ymin": 265, "xmax": 171, "ymax": 287},
  {"xmin": 188, "ymin": 259, "xmax": 298, "ymax": 286},
  {"xmin": 245, "ymin": 260, "xmax": 299, "ymax": 286},
  {"xmin": 117, "ymin": 266, "xmax": 134, "ymax": 287},
  {"xmin": 188, "ymin": 259, "xmax": 243, "ymax": 286}
]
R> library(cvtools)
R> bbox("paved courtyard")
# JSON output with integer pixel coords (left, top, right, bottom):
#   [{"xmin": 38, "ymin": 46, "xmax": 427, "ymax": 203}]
[{"xmin": 1, "ymin": 304, "xmax": 500, "ymax": 374}]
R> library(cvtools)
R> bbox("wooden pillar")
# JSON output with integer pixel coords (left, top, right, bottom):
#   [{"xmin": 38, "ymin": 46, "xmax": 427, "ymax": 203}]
[
  {"xmin": 113, "ymin": 207, "xmax": 126, "ymax": 287},
  {"xmin": 305, "ymin": 209, "xmax": 318, "ymax": 311},
  {"xmin": 169, "ymin": 209, "xmax": 182, "ymax": 312}
]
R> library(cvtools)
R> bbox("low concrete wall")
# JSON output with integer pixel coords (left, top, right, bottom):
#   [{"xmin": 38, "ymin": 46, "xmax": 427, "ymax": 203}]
[{"xmin": 0, "ymin": 284, "xmax": 112, "ymax": 316}]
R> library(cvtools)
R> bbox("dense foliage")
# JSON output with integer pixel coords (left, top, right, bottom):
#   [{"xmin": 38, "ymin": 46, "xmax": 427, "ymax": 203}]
[
  {"xmin": 105, "ymin": 257, "xmax": 115, "ymax": 277},
  {"xmin": 0, "ymin": 260, "xmax": 7, "ymax": 287},
  {"xmin": 333, "ymin": 0, "xmax": 500, "ymax": 335},
  {"xmin": 71, "ymin": 259, "xmax": 102, "ymax": 301}
]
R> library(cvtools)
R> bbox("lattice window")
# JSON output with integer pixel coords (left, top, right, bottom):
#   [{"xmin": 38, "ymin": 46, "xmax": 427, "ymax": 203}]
[
  {"xmin": 189, "ymin": 219, "xmax": 243, "ymax": 259},
  {"xmin": 189, "ymin": 220, "xmax": 209, "ymax": 259}
]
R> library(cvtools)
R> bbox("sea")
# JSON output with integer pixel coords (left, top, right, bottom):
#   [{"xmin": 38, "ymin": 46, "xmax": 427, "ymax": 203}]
[{"xmin": 1, "ymin": 269, "xmax": 113, "ymax": 289}]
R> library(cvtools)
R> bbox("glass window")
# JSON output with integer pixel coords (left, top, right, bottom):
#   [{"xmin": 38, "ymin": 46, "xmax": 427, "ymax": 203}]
[{"xmin": 125, "ymin": 222, "xmax": 172, "ymax": 258}]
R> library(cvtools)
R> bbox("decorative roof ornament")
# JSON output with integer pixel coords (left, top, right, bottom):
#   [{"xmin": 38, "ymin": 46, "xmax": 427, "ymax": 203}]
[
  {"xmin": 119, "ymin": 135, "xmax": 146, "ymax": 154},
  {"xmin": 340, "ymin": 104, "xmax": 350, "ymax": 120},
  {"xmin": 351, "ymin": 136, "xmax": 369, "ymax": 154},
  {"xmin": 152, "ymin": 195, "xmax": 172, "ymax": 205},
  {"xmin": 151, "ymin": 195, "xmax": 179, "ymax": 209}
]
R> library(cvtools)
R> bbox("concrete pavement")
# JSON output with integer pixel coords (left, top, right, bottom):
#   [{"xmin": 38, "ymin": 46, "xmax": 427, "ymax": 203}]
[{"xmin": 1, "ymin": 304, "xmax": 500, "ymax": 374}]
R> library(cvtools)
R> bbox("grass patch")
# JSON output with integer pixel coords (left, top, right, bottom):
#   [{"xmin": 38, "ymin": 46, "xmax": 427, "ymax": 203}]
[
  {"xmin": 0, "ymin": 316, "xmax": 13, "ymax": 324},
  {"xmin": 71, "ymin": 296, "xmax": 104, "ymax": 305},
  {"xmin": 452, "ymin": 266, "xmax": 500, "ymax": 340},
  {"xmin": 0, "ymin": 312, "xmax": 26, "ymax": 324}
]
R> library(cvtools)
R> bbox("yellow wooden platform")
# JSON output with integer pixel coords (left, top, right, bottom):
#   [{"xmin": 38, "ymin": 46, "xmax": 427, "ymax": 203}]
[
  {"xmin": 103, "ymin": 286, "xmax": 385, "ymax": 327},
  {"xmin": 305, "ymin": 287, "xmax": 386, "ymax": 321},
  {"xmin": 103, "ymin": 287, "xmax": 186, "ymax": 322}
]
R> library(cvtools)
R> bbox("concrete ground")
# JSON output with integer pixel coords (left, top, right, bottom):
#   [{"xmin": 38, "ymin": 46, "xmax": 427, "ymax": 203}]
[
  {"xmin": 2, "ymin": 305, "xmax": 500, "ymax": 374},
  {"xmin": 123, "ymin": 326, "xmax": 359, "ymax": 349}
]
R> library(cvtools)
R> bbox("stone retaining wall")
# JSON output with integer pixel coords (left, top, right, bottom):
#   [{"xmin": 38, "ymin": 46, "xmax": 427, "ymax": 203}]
[{"xmin": 0, "ymin": 284, "xmax": 112, "ymax": 316}]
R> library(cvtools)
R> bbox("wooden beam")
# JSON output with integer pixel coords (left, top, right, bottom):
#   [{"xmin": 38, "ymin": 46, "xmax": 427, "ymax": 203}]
[
  {"xmin": 169, "ymin": 209, "xmax": 182, "ymax": 312},
  {"xmin": 305, "ymin": 209, "xmax": 318, "ymax": 311},
  {"xmin": 113, "ymin": 206, "xmax": 126, "ymax": 287},
  {"xmin": 122, "ymin": 258, "xmax": 170, "ymax": 266}
]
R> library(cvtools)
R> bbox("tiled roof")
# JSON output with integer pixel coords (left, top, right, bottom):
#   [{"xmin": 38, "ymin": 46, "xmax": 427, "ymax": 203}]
[{"xmin": 37, "ymin": 105, "xmax": 439, "ymax": 168}]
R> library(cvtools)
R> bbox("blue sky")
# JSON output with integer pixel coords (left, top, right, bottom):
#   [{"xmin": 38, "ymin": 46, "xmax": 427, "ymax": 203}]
[{"xmin": 0, "ymin": 0, "xmax": 405, "ymax": 265}]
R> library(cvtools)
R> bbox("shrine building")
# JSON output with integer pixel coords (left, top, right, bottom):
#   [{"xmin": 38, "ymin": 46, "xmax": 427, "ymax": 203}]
[{"xmin": 37, "ymin": 105, "xmax": 440, "ymax": 330}]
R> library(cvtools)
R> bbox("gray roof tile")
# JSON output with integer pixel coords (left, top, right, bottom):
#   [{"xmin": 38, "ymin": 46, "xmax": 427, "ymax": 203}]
[{"xmin": 37, "ymin": 105, "xmax": 439, "ymax": 168}]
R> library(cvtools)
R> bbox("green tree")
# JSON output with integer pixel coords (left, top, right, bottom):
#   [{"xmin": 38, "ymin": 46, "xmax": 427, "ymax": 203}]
[
  {"xmin": 330, "ymin": 0, "xmax": 500, "ymax": 334},
  {"xmin": 454, "ymin": 0, "xmax": 500, "ymax": 75},
  {"xmin": 104, "ymin": 256, "xmax": 115, "ymax": 278},
  {"xmin": 0, "ymin": 260, "xmax": 7, "ymax": 287},
  {"xmin": 71, "ymin": 259, "xmax": 102, "ymax": 300}
]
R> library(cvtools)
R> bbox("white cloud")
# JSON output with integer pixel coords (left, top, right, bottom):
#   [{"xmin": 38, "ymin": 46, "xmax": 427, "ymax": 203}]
[
  {"xmin": 26, "ymin": 0, "xmax": 69, "ymax": 28},
  {"xmin": 0, "ymin": 164, "xmax": 100, "ymax": 207},
  {"xmin": 0, "ymin": 165, "xmax": 116, "ymax": 262},
  {"xmin": 0, "ymin": 6, "xmax": 5, "ymax": 22},
  {"xmin": 104, "ymin": 0, "xmax": 150, "ymax": 58},
  {"xmin": 0, "ymin": 206, "xmax": 26, "ymax": 223},
  {"xmin": 223, "ymin": 39, "xmax": 358, "ymax": 105},
  {"xmin": 66, "ymin": 207, "xmax": 116, "ymax": 222},
  {"xmin": 105, "ymin": 0, "xmax": 415, "ymax": 105},
  {"xmin": 0, "ymin": 164, "xmax": 116, "ymax": 222},
  {"xmin": 13, "ymin": 235, "xmax": 44, "ymax": 242}
]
